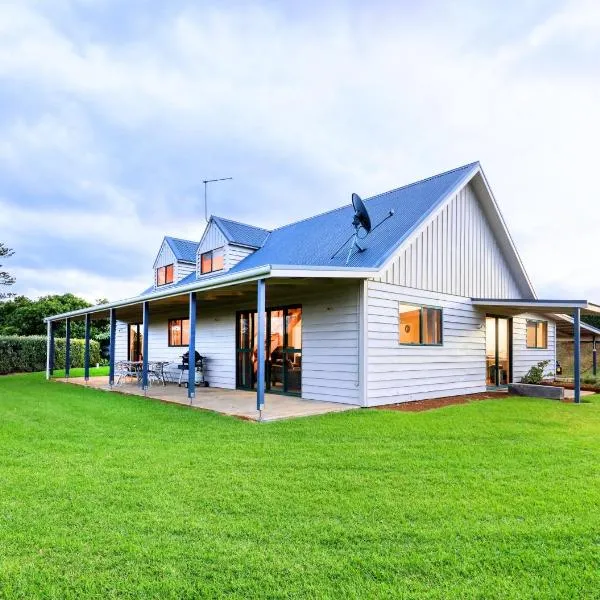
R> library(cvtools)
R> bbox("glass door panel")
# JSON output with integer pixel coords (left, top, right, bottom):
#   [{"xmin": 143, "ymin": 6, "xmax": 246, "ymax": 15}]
[
  {"xmin": 497, "ymin": 318, "xmax": 510, "ymax": 385},
  {"xmin": 128, "ymin": 324, "xmax": 143, "ymax": 362},
  {"xmin": 486, "ymin": 316, "xmax": 511, "ymax": 387},
  {"xmin": 485, "ymin": 317, "xmax": 496, "ymax": 385},
  {"xmin": 284, "ymin": 308, "xmax": 302, "ymax": 395},
  {"xmin": 236, "ymin": 312, "xmax": 256, "ymax": 390},
  {"xmin": 267, "ymin": 310, "xmax": 285, "ymax": 392}
]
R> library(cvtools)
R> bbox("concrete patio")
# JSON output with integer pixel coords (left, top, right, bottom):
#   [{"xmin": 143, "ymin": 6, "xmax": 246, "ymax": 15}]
[{"xmin": 54, "ymin": 377, "xmax": 358, "ymax": 422}]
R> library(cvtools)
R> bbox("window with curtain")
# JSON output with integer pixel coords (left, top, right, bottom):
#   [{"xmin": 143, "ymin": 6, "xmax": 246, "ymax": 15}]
[
  {"xmin": 526, "ymin": 320, "xmax": 548, "ymax": 349},
  {"xmin": 157, "ymin": 264, "xmax": 174, "ymax": 286},
  {"xmin": 398, "ymin": 304, "xmax": 442, "ymax": 345},
  {"xmin": 168, "ymin": 318, "xmax": 190, "ymax": 347},
  {"xmin": 201, "ymin": 247, "xmax": 225, "ymax": 274}
]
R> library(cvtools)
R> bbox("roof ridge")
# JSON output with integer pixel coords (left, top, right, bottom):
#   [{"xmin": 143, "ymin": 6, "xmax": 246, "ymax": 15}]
[
  {"xmin": 164, "ymin": 235, "xmax": 199, "ymax": 245},
  {"xmin": 271, "ymin": 161, "xmax": 480, "ymax": 233},
  {"xmin": 212, "ymin": 215, "xmax": 271, "ymax": 233}
]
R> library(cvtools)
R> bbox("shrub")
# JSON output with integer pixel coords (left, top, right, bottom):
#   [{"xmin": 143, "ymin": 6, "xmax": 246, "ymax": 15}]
[
  {"xmin": 520, "ymin": 360, "xmax": 551, "ymax": 384},
  {"xmin": 0, "ymin": 336, "xmax": 100, "ymax": 375}
]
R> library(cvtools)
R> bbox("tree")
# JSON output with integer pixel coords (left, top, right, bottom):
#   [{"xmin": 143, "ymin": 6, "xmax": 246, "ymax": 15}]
[
  {"xmin": 583, "ymin": 315, "xmax": 600, "ymax": 330},
  {"xmin": 0, "ymin": 243, "xmax": 15, "ymax": 299},
  {"xmin": 0, "ymin": 294, "xmax": 108, "ymax": 340}
]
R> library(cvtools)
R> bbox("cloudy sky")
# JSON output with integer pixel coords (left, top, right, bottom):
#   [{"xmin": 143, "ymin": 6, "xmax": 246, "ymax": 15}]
[{"xmin": 1, "ymin": 0, "xmax": 598, "ymax": 303}]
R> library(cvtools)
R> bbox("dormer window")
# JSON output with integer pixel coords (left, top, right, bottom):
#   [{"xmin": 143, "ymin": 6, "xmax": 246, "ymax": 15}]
[
  {"xmin": 157, "ymin": 264, "xmax": 174, "ymax": 286},
  {"xmin": 201, "ymin": 247, "xmax": 224, "ymax": 274}
]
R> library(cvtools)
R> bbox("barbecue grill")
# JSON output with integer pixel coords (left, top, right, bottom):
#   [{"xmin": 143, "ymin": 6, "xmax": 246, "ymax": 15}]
[{"xmin": 177, "ymin": 350, "xmax": 208, "ymax": 387}]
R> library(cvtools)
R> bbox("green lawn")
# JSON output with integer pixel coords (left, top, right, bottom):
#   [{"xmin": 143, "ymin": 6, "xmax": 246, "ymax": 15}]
[{"xmin": 1, "ymin": 374, "xmax": 599, "ymax": 599}]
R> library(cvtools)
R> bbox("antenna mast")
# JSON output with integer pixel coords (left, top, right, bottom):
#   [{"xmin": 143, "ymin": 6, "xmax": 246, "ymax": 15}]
[{"xmin": 203, "ymin": 177, "xmax": 233, "ymax": 221}]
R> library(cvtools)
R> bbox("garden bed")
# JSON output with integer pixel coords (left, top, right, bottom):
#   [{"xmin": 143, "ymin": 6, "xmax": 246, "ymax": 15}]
[{"xmin": 375, "ymin": 392, "xmax": 507, "ymax": 412}]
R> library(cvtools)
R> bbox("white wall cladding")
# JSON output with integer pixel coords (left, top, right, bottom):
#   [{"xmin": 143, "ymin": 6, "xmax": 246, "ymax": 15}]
[
  {"xmin": 198, "ymin": 221, "xmax": 228, "ymax": 255},
  {"xmin": 176, "ymin": 262, "xmax": 196, "ymax": 281},
  {"xmin": 112, "ymin": 280, "xmax": 361, "ymax": 405},
  {"xmin": 367, "ymin": 281, "xmax": 487, "ymax": 405},
  {"xmin": 512, "ymin": 314, "xmax": 556, "ymax": 380},
  {"xmin": 377, "ymin": 183, "xmax": 522, "ymax": 299},
  {"xmin": 225, "ymin": 245, "xmax": 254, "ymax": 271},
  {"xmin": 115, "ymin": 320, "xmax": 128, "ymax": 361}
]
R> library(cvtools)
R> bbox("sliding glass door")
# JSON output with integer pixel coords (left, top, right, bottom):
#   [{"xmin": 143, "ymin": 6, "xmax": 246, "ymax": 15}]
[{"xmin": 236, "ymin": 306, "xmax": 302, "ymax": 395}]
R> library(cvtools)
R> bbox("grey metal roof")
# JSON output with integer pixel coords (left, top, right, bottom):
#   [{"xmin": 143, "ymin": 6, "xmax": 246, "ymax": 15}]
[
  {"xmin": 229, "ymin": 161, "xmax": 479, "ymax": 272},
  {"xmin": 212, "ymin": 216, "xmax": 270, "ymax": 248},
  {"xmin": 164, "ymin": 237, "xmax": 199, "ymax": 263}
]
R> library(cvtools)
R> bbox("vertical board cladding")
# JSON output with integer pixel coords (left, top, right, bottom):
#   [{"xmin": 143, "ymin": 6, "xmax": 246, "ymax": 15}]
[
  {"xmin": 112, "ymin": 281, "xmax": 362, "ymax": 405},
  {"xmin": 367, "ymin": 281, "xmax": 487, "ymax": 405},
  {"xmin": 512, "ymin": 314, "xmax": 556, "ymax": 381},
  {"xmin": 154, "ymin": 241, "xmax": 176, "ymax": 271},
  {"xmin": 377, "ymin": 183, "xmax": 522, "ymax": 298},
  {"xmin": 196, "ymin": 222, "xmax": 228, "ymax": 278}
]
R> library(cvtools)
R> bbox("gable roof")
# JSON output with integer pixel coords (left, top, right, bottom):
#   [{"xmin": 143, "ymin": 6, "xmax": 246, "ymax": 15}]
[
  {"xmin": 211, "ymin": 216, "xmax": 270, "ymax": 248},
  {"xmin": 147, "ymin": 161, "xmax": 535, "ymax": 298},
  {"xmin": 164, "ymin": 237, "xmax": 199, "ymax": 263},
  {"xmin": 230, "ymin": 162, "xmax": 480, "ymax": 272}
]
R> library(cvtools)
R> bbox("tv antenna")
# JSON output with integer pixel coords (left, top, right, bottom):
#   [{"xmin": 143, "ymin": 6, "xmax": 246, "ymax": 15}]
[
  {"xmin": 203, "ymin": 177, "xmax": 233, "ymax": 221},
  {"xmin": 331, "ymin": 192, "xmax": 395, "ymax": 264}
]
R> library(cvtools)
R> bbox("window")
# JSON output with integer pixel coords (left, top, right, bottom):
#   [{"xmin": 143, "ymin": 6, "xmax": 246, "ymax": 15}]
[
  {"xmin": 168, "ymin": 318, "xmax": 190, "ymax": 347},
  {"xmin": 201, "ymin": 247, "xmax": 224, "ymax": 274},
  {"xmin": 526, "ymin": 320, "xmax": 548, "ymax": 349},
  {"xmin": 399, "ymin": 304, "xmax": 442, "ymax": 345},
  {"xmin": 157, "ymin": 264, "xmax": 174, "ymax": 286}
]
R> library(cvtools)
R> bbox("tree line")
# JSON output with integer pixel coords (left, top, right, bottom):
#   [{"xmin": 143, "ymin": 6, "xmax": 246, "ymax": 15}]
[{"xmin": 0, "ymin": 242, "xmax": 108, "ymax": 341}]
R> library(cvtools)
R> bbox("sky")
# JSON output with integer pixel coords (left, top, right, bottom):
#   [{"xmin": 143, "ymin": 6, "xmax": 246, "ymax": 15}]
[{"xmin": 0, "ymin": 0, "xmax": 599, "ymax": 303}]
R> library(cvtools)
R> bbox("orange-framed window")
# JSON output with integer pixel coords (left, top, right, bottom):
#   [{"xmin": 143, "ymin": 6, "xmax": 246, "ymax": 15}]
[
  {"xmin": 168, "ymin": 318, "xmax": 190, "ymax": 347},
  {"xmin": 201, "ymin": 247, "xmax": 224, "ymax": 274},
  {"xmin": 157, "ymin": 264, "xmax": 174, "ymax": 286}
]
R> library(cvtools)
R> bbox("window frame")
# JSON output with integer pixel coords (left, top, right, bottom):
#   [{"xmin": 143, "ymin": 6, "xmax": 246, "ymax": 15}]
[
  {"xmin": 200, "ymin": 247, "xmax": 225, "ymax": 275},
  {"xmin": 398, "ymin": 302, "xmax": 444, "ymax": 346},
  {"xmin": 168, "ymin": 317, "xmax": 190, "ymax": 347},
  {"xmin": 156, "ymin": 263, "xmax": 174, "ymax": 287},
  {"xmin": 526, "ymin": 319, "xmax": 548, "ymax": 349}
]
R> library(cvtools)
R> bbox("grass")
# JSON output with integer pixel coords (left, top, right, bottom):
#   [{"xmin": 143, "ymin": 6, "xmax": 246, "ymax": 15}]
[
  {"xmin": 1, "ymin": 374, "xmax": 599, "ymax": 599},
  {"xmin": 51, "ymin": 366, "xmax": 110, "ymax": 378}
]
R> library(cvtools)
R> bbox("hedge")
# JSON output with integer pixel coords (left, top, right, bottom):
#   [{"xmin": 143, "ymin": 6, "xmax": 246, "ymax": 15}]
[{"xmin": 0, "ymin": 336, "xmax": 101, "ymax": 375}]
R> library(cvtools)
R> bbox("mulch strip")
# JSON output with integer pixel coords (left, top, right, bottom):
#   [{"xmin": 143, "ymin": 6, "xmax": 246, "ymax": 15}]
[{"xmin": 374, "ymin": 392, "xmax": 508, "ymax": 412}]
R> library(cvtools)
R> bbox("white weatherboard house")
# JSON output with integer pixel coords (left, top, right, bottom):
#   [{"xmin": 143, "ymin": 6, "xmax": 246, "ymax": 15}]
[{"xmin": 46, "ymin": 162, "xmax": 600, "ymax": 410}]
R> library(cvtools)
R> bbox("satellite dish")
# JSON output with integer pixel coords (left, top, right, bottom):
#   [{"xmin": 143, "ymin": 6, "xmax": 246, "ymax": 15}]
[{"xmin": 351, "ymin": 193, "xmax": 372, "ymax": 233}]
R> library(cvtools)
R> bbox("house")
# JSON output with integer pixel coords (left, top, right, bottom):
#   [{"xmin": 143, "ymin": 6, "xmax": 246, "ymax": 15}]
[{"xmin": 45, "ymin": 161, "xmax": 600, "ymax": 409}]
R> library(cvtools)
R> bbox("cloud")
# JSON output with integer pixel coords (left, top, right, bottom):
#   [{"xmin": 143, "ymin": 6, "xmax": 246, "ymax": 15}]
[{"xmin": 0, "ymin": 0, "xmax": 598, "ymax": 302}]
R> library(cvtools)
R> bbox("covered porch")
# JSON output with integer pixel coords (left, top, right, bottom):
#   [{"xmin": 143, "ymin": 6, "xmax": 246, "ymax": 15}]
[
  {"xmin": 44, "ymin": 267, "xmax": 370, "ymax": 419},
  {"xmin": 472, "ymin": 298, "xmax": 600, "ymax": 402}
]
